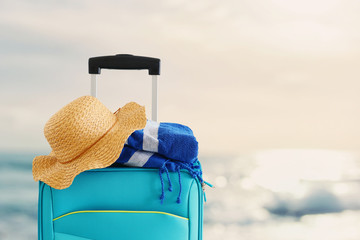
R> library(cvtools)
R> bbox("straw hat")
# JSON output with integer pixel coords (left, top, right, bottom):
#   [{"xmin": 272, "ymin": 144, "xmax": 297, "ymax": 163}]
[{"xmin": 32, "ymin": 96, "xmax": 146, "ymax": 189}]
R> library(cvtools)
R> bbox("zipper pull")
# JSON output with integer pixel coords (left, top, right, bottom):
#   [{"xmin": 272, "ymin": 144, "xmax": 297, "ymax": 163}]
[
  {"xmin": 201, "ymin": 180, "xmax": 214, "ymax": 203},
  {"xmin": 202, "ymin": 181, "xmax": 214, "ymax": 190},
  {"xmin": 204, "ymin": 181, "xmax": 214, "ymax": 188}
]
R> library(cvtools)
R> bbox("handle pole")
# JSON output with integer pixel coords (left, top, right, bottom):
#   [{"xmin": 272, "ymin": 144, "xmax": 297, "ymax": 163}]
[
  {"xmin": 91, "ymin": 74, "xmax": 97, "ymax": 97},
  {"xmin": 152, "ymin": 75, "xmax": 158, "ymax": 121}
]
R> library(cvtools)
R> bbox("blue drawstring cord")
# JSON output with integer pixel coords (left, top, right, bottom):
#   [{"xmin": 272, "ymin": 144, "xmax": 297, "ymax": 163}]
[
  {"xmin": 176, "ymin": 161, "xmax": 204, "ymax": 184},
  {"xmin": 159, "ymin": 160, "xmax": 174, "ymax": 204},
  {"xmin": 159, "ymin": 168, "xmax": 165, "ymax": 204},
  {"xmin": 176, "ymin": 166, "xmax": 182, "ymax": 203},
  {"xmin": 158, "ymin": 159, "xmax": 204, "ymax": 204},
  {"xmin": 163, "ymin": 163, "xmax": 173, "ymax": 192}
]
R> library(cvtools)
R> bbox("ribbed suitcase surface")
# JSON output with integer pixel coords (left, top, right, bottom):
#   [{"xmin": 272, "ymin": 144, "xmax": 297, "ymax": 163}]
[{"xmin": 38, "ymin": 168, "xmax": 203, "ymax": 240}]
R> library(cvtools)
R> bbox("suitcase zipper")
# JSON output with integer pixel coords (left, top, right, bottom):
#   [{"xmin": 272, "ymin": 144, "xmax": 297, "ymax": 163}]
[{"xmin": 201, "ymin": 181, "xmax": 214, "ymax": 203}]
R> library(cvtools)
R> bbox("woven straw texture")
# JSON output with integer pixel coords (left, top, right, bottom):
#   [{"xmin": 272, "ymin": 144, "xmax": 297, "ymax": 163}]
[{"xmin": 32, "ymin": 96, "xmax": 146, "ymax": 189}]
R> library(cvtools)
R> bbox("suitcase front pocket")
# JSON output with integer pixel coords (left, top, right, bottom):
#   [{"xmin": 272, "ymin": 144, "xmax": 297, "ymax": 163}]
[{"xmin": 53, "ymin": 210, "xmax": 189, "ymax": 240}]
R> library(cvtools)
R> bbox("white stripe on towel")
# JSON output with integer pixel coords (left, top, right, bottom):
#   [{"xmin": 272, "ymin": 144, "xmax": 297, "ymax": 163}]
[
  {"xmin": 143, "ymin": 120, "xmax": 160, "ymax": 152},
  {"xmin": 124, "ymin": 151, "xmax": 153, "ymax": 167}
]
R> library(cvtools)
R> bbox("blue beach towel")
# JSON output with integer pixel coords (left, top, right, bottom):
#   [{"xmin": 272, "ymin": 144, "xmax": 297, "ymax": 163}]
[
  {"xmin": 116, "ymin": 120, "xmax": 203, "ymax": 203},
  {"xmin": 125, "ymin": 120, "xmax": 198, "ymax": 163}
]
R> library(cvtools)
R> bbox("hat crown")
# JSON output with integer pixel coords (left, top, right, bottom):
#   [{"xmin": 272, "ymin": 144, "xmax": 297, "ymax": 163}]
[{"xmin": 44, "ymin": 96, "xmax": 116, "ymax": 163}]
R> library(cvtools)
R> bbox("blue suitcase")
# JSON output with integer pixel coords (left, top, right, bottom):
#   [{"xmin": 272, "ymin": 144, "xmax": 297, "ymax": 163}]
[
  {"xmin": 37, "ymin": 55, "xmax": 205, "ymax": 240},
  {"xmin": 38, "ymin": 168, "xmax": 204, "ymax": 240}
]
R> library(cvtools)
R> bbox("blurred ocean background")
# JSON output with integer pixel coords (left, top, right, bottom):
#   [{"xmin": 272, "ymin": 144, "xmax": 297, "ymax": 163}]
[{"xmin": 2, "ymin": 150, "xmax": 360, "ymax": 240}]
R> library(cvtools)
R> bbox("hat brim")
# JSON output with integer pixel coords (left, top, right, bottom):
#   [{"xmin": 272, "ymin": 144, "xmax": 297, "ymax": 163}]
[{"xmin": 32, "ymin": 102, "xmax": 146, "ymax": 190}]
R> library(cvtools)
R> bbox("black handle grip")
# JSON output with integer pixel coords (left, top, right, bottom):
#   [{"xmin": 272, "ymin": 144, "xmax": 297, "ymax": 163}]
[{"xmin": 88, "ymin": 54, "xmax": 160, "ymax": 75}]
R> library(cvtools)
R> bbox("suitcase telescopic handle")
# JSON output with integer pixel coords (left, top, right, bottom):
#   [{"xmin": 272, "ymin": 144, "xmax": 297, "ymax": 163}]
[
  {"xmin": 88, "ymin": 54, "xmax": 160, "ymax": 75},
  {"xmin": 88, "ymin": 54, "xmax": 160, "ymax": 121}
]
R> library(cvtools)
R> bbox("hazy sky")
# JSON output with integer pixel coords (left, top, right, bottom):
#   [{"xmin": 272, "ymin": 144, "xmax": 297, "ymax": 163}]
[{"xmin": 1, "ymin": 0, "xmax": 359, "ymax": 155}]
